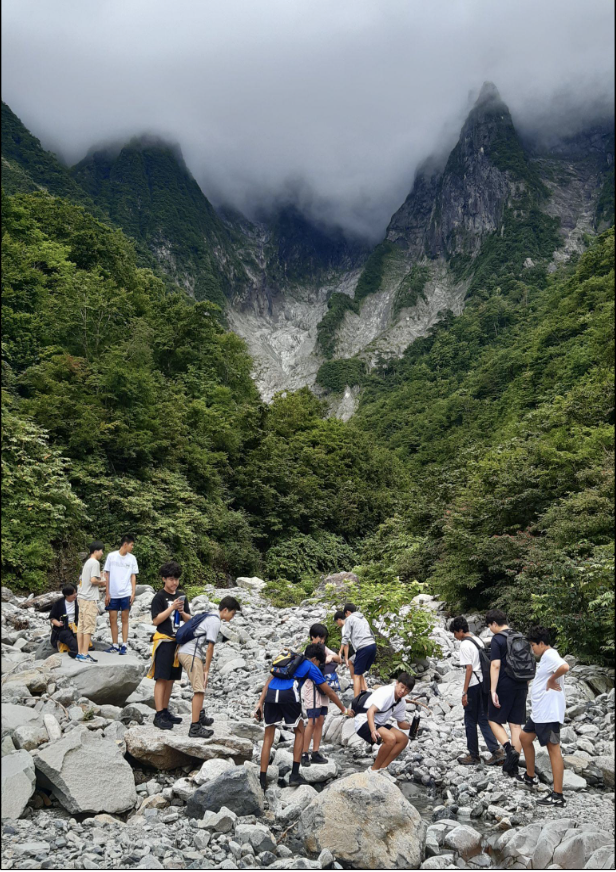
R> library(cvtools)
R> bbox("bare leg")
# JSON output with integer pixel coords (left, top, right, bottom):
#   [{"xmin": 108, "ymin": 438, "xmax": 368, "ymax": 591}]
[
  {"xmin": 371, "ymin": 729, "xmax": 396, "ymax": 770},
  {"xmin": 520, "ymin": 730, "xmax": 536, "ymax": 776},
  {"xmin": 509, "ymin": 723, "xmax": 522, "ymax": 753},
  {"xmin": 260, "ymin": 726, "xmax": 276, "ymax": 772},
  {"xmin": 547, "ymin": 741, "xmax": 564, "ymax": 793},
  {"xmin": 359, "ymin": 674, "xmax": 368, "ymax": 693},
  {"xmin": 77, "ymin": 633, "xmax": 85, "ymax": 656},
  {"xmin": 292, "ymin": 720, "xmax": 305, "ymax": 763},
  {"xmin": 154, "ymin": 679, "xmax": 171, "ymax": 712},
  {"xmin": 120, "ymin": 610, "xmax": 129, "ymax": 644},
  {"xmin": 108, "ymin": 611, "xmax": 119, "ymax": 646},
  {"xmin": 380, "ymin": 729, "xmax": 409, "ymax": 769},
  {"xmin": 163, "ymin": 681, "xmax": 174, "ymax": 709},
  {"xmin": 488, "ymin": 720, "xmax": 509, "ymax": 746},
  {"xmin": 352, "ymin": 673, "xmax": 362, "ymax": 697},
  {"xmin": 191, "ymin": 691, "xmax": 204, "ymax": 722},
  {"xmin": 303, "ymin": 719, "xmax": 315, "ymax": 753},
  {"xmin": 312, "ymin": 715, "xmax": 324, "ymax": 752}
]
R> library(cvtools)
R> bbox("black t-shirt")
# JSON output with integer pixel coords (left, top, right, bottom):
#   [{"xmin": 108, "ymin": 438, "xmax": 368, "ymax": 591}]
[
  {"xmin": 490, "ymin": 630, "xmax": 517, "ymax": 686},
  {"xmin": 150, "ymin": 589, "xmax": 191, "ymax": 637}
]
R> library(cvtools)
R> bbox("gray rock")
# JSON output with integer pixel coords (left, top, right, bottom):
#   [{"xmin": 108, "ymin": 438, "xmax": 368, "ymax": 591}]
[
  {"xmin": 531, "ymin": 818, "xmax": 576, "ymax": 868},
  {"xmin": 33, "ymin": 728, "xmax": 137, "ymax": 814},
  {"xmin": 584, "ymin": 845, "xmax": 616, "ymax": 869},
  {"xmin": 124, "ymin": 717, "xmax": 253, "ymax": 769},
  {"xmin": 193, "ymin": 757, "xmax": 236, "ymax": 786},
  {"xmin": 235, "ymin": 576, "xmax": 266, "ymax": 592},
  {"xmin": 2, "ymin": 703, "xmax": 46, "ymax": 739},
  {"xmin": 202, "ymin": 806, "xmax": 238, "ymax": 832},
  {"xmin": 186, "ymin": 767, "xmax": 264, "ymax": 819},
  {"xmin": 20, "ymin": 591, "xmax": 62, "ymax": 611},
  {"xmin": 13, "ymin": 719, "xmax": 50, "ymax": 751},
  {"xmin": 43, "ymin": 713, "xmax": 63, "ymax": 743},
  {"xmin": 592, "ymin": 755, "xmax": 615, "ymax": 788},
  {"xmin": 275, "ymin": 784, "xmax": 318, "ymax": 824},
  {"xmin": 553, "ymin": 830, "xmax": 614, "ymax": 870},
  {"xmin": 444, "ymin": 824, "xmax": 483, "ymax": 858},
  {"xmin": 562, "ymin": 770, "xmax": 587, "ymax": 791},
  {"xmin": 53, "ymin": 651, "xmax": 146, "ymax": 706},
  {"xmin": 1, "ymin": 749, "xmax": 36, "ymax": 819},
  {"xmin": 235, "ymin": 823, "xmax": 277, "ymax": 853}
]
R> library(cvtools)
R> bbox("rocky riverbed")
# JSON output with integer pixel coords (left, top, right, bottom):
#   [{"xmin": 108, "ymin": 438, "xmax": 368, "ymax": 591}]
[{"xmin": 1, "ymin": 580, "xmax": 614, "ymax": 870}]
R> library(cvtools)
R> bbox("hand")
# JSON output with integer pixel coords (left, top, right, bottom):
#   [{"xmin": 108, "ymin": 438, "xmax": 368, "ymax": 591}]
[
  {"xmin": 253, "ymin": 704, "xmax": 263, "ymax": 722},
  {"xmin": 345, "ymin": 659, "xmax": 351, "ymax": 670},
  {"xmin": 371, "ymin": 729, "xmax": 380, "ymax": 744},
  {"xmin": 346, "ymin": 708, "xmax": 353, "ymax": 717},
  {"xmin": 546, "ymin": 676, "xmax": 562, "ymax": 692},
  {"xmin": 325, "ymin": 655, "xmax": 333, "ymax": 664},
  {"xmin": 105, "ymin": 592, "xmax": 111, "ymax": 607},
  {"xmin": 203, "ymin": 670, "xmax": 209, "ymax": 691},
  {"xmin": 491, "ymin": 691, "xmax": 500, "ymax": 709},
  {"xmin": 461, "ymin": 692, "xmax": 468, "ymax": 708},
  {"xmin": 130, "ymin": 594, "xmax": 135, "ymax": 606},
  {"xmin": 171, "ymin": 598, "xmax": 184, "ymax": 611}
]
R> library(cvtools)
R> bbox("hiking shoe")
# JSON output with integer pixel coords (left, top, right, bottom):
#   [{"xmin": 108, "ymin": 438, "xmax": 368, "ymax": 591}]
[
  {"xmin": 164, "ymin": 710, "xmax": 182, "ymax": 724},
  {"xmin": 538, "ymin": 791, "xmax": 566, "ymax": 808},
  {"xmin": 74, "ymin": 654, "xmax": 90, "ymax": 663},
  {"xmin": 486, "ymin": 749, "xmax": 506, "ymax": 765},
  {"xmin": 289, "ymin": 772, "xmax": 309, "ymax": 786},
  {"xmin": 188, "ymin": 723, "xmax": 214, "ymax": 739},
  {"xmin": 199, "ymin": 711, "xmax": 214, "ymax": 727},
  {"xmin": 310, "ymin": 752, "xmax": 329, "ymax": 765},
  {"xmin": 515, "ymin": 771, "xmax": 539, "ymax": 787},
  {"xmin": 104, "ymin": 645, "xmax": 120, "ymax": 654},
  {"xmin": 458, "ymin": 754, "xmax": 481, "ymax": 766},
  {"xmin": 85, "ymin": 654, "xmax": 98, "ymax": 663},
  {"xmin": 153, "ymin": 713, "xmax": 174, "ymax": 731},
  {"xmin": 502, "ymin": 746, "xmax": 520, "ymax": 776},
  {"xmin": 301, "ymin": 753, "xmax": 311, "ymax": 767},
  {"xmin": 118, "ymin": 644, "xmax": 128, "ymax": 655}
]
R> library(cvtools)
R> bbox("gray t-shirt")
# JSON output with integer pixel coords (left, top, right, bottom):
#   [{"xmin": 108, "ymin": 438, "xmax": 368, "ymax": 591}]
[
  {"xmin": 178, "ymin": 614, "xmax": 221, "ymax": 658},
  {"xmin": 79, "ymin": 557, "xmax": 101, "ymax": 602},
  {"xmin": 341, "ymin": 611, "xmax": 375, "ymax": 651}
]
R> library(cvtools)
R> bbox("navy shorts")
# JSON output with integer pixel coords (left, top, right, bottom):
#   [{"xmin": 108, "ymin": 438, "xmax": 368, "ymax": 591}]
[
  {"xmin": 523, "ymin": 717, "xmax": 560, "ymax": 746},
  {"xmin": 353, "ymin": 644, "xmax": 377, "ymax": 676},
  {"xmin": 488, "ymin": 678, "xmax": 528, "ymax": 725},
  {"xmin": 306, "ymin": 705, "xmax": 328, "ymax": 721},
  {"xmin": 264, "ymin": 687, "xmax": 302, "ymax": 728},
  {"xmin": 356, "ymin": 721, "xmax": 393, "ymax": 745},
  {"xmin": 106, "ymin": 596, "xmax": 131, "ymax": 612}
]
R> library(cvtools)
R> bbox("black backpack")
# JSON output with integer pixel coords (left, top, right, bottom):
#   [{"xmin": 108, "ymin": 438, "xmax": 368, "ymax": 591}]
[
  {"xmin": 497, "ymin": 629, "xmax": 536, "ymax": 682},
  {"xmin": 270, "ymin": 650, "xmax": 306, "ymax": 680},
  {"xmin": 351, "ymin": 689, "xmax": 397, "ymax": 718},
  {"xmin": 465, "ymin": 636, "xmax": 492, "ymax": 695}
]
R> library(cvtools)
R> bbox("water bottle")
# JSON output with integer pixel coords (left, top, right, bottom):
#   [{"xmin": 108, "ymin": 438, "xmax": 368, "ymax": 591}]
[{"xmin": 174, "ymin": 595, "xmax": 185, "ymax": 628}]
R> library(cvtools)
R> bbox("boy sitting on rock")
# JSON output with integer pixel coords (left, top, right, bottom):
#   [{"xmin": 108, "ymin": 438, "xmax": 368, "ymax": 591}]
[
  {"xmin": 253, "ymin": 642, "xmax": 352, "ymax": 790},
  {"xmin": 301, "ymin": 623, "xmax": 342, "ymax": 766},
  {"xmin": 49, "ymin": 585, "xmax": 80, "ymax": 659},
  {"xmin": 354, "ymin": 673, "xmax": 415, "ymax": 771},
  {"xmin": 518, "ymin": 626, "xmax": 570, "ymax": 807}
]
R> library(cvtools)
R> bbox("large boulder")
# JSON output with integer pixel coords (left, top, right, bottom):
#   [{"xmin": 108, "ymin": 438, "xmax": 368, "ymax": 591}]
[
  {"xmin": 530, "ymin": 818, "xmax": 576, "ymax": 868},
  {"xmin": 193, "ymin": 757, "xmax": 235, "ymax": 786},
  {"xmin": 592, "ymin": 755, "xmax": 615, "ymax": 788},
  {"xmin": 444, "ymin": 824, "xmax": 483, "ymax": 858},
  {"xmin": 553, "ymin": 829, "xmax": 614, "ymax": 870},
  {"xmin": 20, "ymin": 591, "xmax": 62, "ymax": 611},
  {"xmin": 53, "ymin": 650, "xmax": 146, "ymax": 706},
  {"xmin": 316, "ymin": 572, "xmax": 359, "ymax": 593},
  {"xmin": 585, "ymin": 845, "xmax": 616, "ymax": 869},
  {"xmin": 297, "ymin": 770, "xmax": 425, "ymax": 869},
  {"xmin": 275, "ymin": 784, "xmax": 318, "ymax": 824},
  {"xmin": 1, "ymin": 750, "xmax": 36, "ymax": 819},
  {"xmin": 235, "ymin": 576, "xmax": 266, "ymax": 592},
  {"xmin": 124, "ymin": 716, "xmax": 252, "ymax": 769},
  {"xmin": 274, "ymin": 747, "xmax": 338, "ymax": 784},
  {"xmin": 185, "ymin": 766, "xmax": 264, "ymax": 819},
  {"xmin": 1, "ymin": 703, "xmax": 43, "ymax": 737},
  {"xmin": 33, "ymin": 728, "xmax": 137, "ymax": 814}
]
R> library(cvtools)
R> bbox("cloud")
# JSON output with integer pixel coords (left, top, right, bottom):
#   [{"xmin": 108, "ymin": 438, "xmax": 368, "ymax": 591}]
[{"xmin": 2, "ymin": 0, "xmax": 614, "ymax": 239}]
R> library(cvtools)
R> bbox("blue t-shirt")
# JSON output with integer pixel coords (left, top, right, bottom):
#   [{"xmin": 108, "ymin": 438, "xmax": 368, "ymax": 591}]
[{"xmin": 269, "ymin": 659, "xmax": 326, "ymax": 691}]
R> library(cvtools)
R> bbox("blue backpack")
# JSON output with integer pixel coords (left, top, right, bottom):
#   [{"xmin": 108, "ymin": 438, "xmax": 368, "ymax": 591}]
[{"xmin": 175, "ymin": 612, "xmax": 215, "ymax": 647}]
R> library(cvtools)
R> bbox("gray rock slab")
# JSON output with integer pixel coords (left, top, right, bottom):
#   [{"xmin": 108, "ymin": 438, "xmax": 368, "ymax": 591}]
[
  {"xmin": 52, "ymin": 651, "xmax": 146, "ymax": 706},
  {"xmin": 1, "ymin": 749, "xmax": 36, "ymax": 819}
]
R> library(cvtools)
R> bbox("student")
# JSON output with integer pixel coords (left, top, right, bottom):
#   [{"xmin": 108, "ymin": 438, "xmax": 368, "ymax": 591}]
[
  {"xmin": 178, "ymin": 595, "xmax": 241, "ymax": 738},
  {"xmin": 103, "ymin": 535, "xmax": 138, "ymax": 655},
  {"xmin": 486, "ymin": 609, "xmax": 529, "ymax": 776},
  {"xmin": 149, "ymin": 562, "xmax": 192, "ymax": 731},
  {"xmin": 354, "ymin": 673, "xmax": 414, "ymax": 771},
  {"xmin": 335, "ymin": 603, "xmax": 377, "ymax": 696},
  {"xmin": 253, "ymin": 643, "xmax": 352, "ymax": 790},
  {"xmin": 76, "ymin": 541, "xmax": 105, "ymax": 663},
  {"xmin": 449, "ymin": 616, "xmax": 504, "ymax": 766},
  {"xmin": 301, "ymin": 623, "xmax": 342, "ymax": 766},
  {"xmin": 49, "ymin": 585, "xmax": 80, "ymax": 659},
  {"xmin": 518, "ymin": 626, "xmax": 570, "ymax": 807}
]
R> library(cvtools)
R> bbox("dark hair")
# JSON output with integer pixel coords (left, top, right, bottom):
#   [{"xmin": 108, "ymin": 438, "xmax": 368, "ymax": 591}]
[
  {"xmin": 527, "ymin": 626, "xmax": 551, "ymax": 646},
  {"xmin": 449, "ymin": 616, "xmax": 469, "ymax": 634},
  {"xmin": 305, "ymin": 643, "xmax": 326, "ymax": 664},
  {"xmin": 160, "ymin": 561, "xmax": 182, "ymax": 579},
  {"xmin": 120, "ymin": 534, "xmax": 135, "ymax": 546},
  {"xmin": 333, "ymin": 610, "xmax": 345, "ymax": 622},
  {"xmin": 89, "ymin": 541, "xmax": 104, "ymax": 555},
  {"xmin": 485, "ymin": 609, "xmax": 507, "ymax": 627},
  {"xmin": 309, "ymin": 623, "xmax": 328, "ymax": 641},
  {"xmin": 343, "ymin": 603, "xmax": 357, "ymax": 614},
  {"xmin": 219, "ymin": 596, "xmax": 241, "ymax": 613},
  {"xmin": 62, "ymin": 584, "xmax": 77, "ymax": 597},
  {"xmin": 396, "ymin": 671, "xmax": 415, "ymax": 691}
]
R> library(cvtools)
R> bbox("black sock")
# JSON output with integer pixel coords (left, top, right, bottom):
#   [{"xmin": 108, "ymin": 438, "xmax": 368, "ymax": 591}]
[
  {"xmin": 503, "ymin": 741, "xmax": 512, "ymax": 752},
  {"xmin": 554, "ymin": 791, "xmax": 563, "ymax": 796},
  {"xmin": 259, "ymin": 771, "xmax": 268, "ymax": 789},
  {"xmin": 292, "ymin": 761, "xmax": 300, "ymax": 776},
  {"xmin": 191, "ymin": 721, "xmax": 199, "ymax": 726}
]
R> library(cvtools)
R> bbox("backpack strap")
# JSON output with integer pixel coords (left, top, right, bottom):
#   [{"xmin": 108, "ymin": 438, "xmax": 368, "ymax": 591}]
[{"xmin": 464, "ymin": 635, "xmax": 485, "ymax": 681}]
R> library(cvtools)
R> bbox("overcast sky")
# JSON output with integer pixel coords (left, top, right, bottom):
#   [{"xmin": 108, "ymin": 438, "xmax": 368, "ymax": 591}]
[{"xmin": 2, "ymin": 0, "xmax": 614, "ymax": 239}]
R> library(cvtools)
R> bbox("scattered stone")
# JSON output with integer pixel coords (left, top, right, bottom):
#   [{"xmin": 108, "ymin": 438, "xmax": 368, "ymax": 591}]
[
  {"xmin": 1, "ymin": 749, "xmax": 36, "ymax": 819},
  {"xmin": 186, "ymin": 767, "xmax": 264, "ymax": 819}
]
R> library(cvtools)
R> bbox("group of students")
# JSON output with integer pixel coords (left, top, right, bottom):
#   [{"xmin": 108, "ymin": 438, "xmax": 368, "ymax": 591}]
[{"xmin": 50, "ymin": 548, "xmax": 572, "ymax": 804}]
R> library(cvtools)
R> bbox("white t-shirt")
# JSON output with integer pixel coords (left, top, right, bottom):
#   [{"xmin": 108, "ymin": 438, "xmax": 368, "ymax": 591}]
[
  {"xmin": 65, "ymin": 599, "xmax": 76, "ymax": 622},
  {"xmin": 178, "ymin": 614, "xmax": 221, "ymax": 658},
  {"xmin": 79, "ymin": 557, "xmax": 101, "ymax": 602},
  {"xmin": 530, "ymin": 647, "xmax": 567, "ymax": 724},
  {"xmin": 354, "ymin": 684, "xmax": 407, "ymax": 732},
  {"xmin": 459, "ymin": 634, "xmax": 484, "ymax": 688},
  {"xmin": 104, "ymin": 550, "xmax": 139, "ymax": 598}
]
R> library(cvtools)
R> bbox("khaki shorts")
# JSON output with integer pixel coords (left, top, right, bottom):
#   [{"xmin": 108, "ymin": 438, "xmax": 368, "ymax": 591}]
[
  {"xmin": 77, "ymin": 599, "xmax": 99, "ymax": 635},
  {"xmin": 178, "ymin": 653, "xmax": 205, "ymax": 693}
]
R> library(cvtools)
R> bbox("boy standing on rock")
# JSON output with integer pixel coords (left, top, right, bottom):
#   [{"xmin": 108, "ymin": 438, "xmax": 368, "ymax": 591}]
[
  {"xmin": 149, "ymin": 561, "xmax": 192, "ymax": 731},
  {"xmin": 103, "ymin": 534, "xmax": 138, "ymax": 655},
  {"xmin": 76, "ymin": 541, "xmax": 105, "ymax": 663},
  {"xmin": 335, "ymin": 603, "xmax": 377, "ymax": 696},
  {"xmin": 301, "ymin": 623, "xmax": 342, "ymax": 766},
  {"xmin": 253, "ymin": 642, "xmax": 352, "ymax": 790},
  {"xmin": 449, "ymin": 616, "xmax": 504, "ymax": 766},
  {"xmin": 518, "ymin": 626, "xmax": 570, "ymax": 807}
]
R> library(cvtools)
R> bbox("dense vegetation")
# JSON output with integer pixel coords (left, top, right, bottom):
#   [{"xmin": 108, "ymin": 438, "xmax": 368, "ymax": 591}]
[
  {"xmin": 392, "ymin": 265, "xmax": 429, "ymax": 318},
  {"xmin": 1, "ymin": 192, "xmax": 400, "ymax": 594},
  {"xmin": 316, "ymin": 358, "xmax": 367, "ymax": 393},
  {"xmin": 353, "ymin": 240, "xmax": 395, "ymax": 303},
  {"xmin": 316, "ymin": 292, "xmax": 360, "ymax": 358}
]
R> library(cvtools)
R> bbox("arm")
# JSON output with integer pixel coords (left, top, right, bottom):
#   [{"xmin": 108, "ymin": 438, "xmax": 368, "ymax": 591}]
[
  {"xmin": 367, "ymin": 704, "xmax": 380, "ymax": 744},
  {"xmin": 253, "ymin": 675, "xmax": 272, "ymax": 719},
  {"xmin": 326, "ymin": 650, "xmax": 342, "ymax": 665},
  {"xmin": 51, "ymin": 618, "xmax": 64, "ymax": 628},
  {"xmin": 490, "ymin": 660, "xmax": 501, "ymax": 707},
  {"xmin": 462, "ymin": 664, "xmax": 473, "ymax": 707},
  {"xmin": 203, "ymin": 642, "xmax": 215, "ymax": 690},
  {"xmin": 130, "ymin": 574, "xmax": 137, "ymax": 605},
  {"xmin": 546, "ymin": 662, "xmax": 569, "ymax": 691},
  {"xmin": 103, "ymin": 571, "xmax": 110, "ymax": 605},
  {"xmin": 341, "ymin": 643, "xmax": 350, "ymax": 667},
  {"xmin": 396, "ymin": 720, "xmax": 411, "ymax": 730},
  {"xmin": 317, "ymin": 681, "xmax": 350, "ymax": 715}
]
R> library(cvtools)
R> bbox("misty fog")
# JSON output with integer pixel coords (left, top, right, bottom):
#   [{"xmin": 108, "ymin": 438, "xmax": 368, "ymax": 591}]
[{"xmin": 2, "ymin": 0, "xmax": 614, "ymax": 239}]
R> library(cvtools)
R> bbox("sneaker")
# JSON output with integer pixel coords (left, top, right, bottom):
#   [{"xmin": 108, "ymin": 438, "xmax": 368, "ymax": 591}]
[
  {"xmin": 503, "ymin": 746, "xmax": 520, "ymax": 776},
  {"xmin": 74, "ymin": 654, "xmax": 90, "ymax": 663},
  {"xmin": 458, "ymin": 754, "xmax": 481, "ymax": 766},
  {"xmin": 538, "ymin": 791, "xmax": 566, "ymax": 808},
  {"xmin": 301, "ymin": 753, "xmax": 312, "ymax": 767},
  {"xmin": 289, "ymin": 771, "xmax": 309, "ymax": 786},
  {"xmin": 118, "ymin": 644, "xmax": 128, "ymax": 655},
  {"xmin": 486, "ymin": 749, "xmax": 506, "ymax": 765},
  {"xmin": 515, "ymin": 771, "xmax": 539, "ymax": 787},
  {"xmin": 199, "ymin": 711, "xmax": 214, "ymax": 727},
  {"xmin": 153, "ymin": 713, "xmax": 174, "ymax": 731},
  {"xmin": 164, "ymin": 710, "xmax": 182, "ymax": 724},
  {"xmin": 85, "ymin": 654, "xmax": 98, "ymax": 663},
  {"xmin": 188, "ymin": 723, "xmax": 214, "ymax": 739},
  {"xmin": 104, "ymin": 645, "xmax": 120, "ymax": 654},
  {"xmin": 310, "ymin": 752, "xmax": 328, "ymax": 765}
]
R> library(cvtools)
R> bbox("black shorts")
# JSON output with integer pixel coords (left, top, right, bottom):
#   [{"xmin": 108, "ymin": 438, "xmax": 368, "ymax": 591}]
[
  {"xmin": 523, "ymin": 718, "xmax": 561, "ymax": 746},
  {"xmin": 153, "ymin": 641, "xmax": 182, "ymax": 681},
  {"xmin": 356, "ymin": 721, "xmax": 393, "ymax": 745},
  {"xmin": 264, "ymin": 687, "xmax": 302, "ymax": 728},
  {"xmin": 488, "ymin": 678, "xmax": 528, "ymax": 725},
  {"xmin": 354, "ymin": 644, "xmax": 377, "ymax": 676}
]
